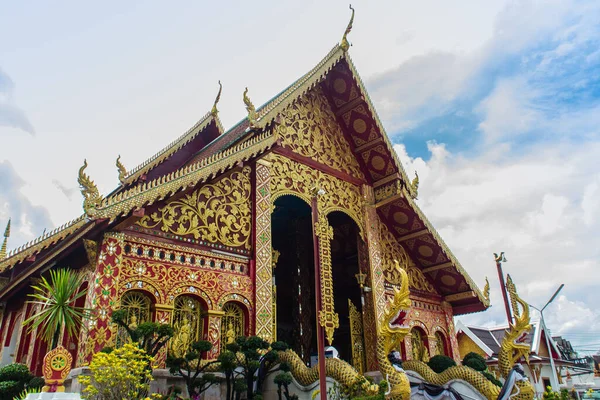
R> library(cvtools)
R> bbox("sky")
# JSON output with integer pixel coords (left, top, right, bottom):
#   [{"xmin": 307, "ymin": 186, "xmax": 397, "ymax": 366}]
[{"xmin": 1, "ymin": 1, "xmax": 599, "ymax": 356}]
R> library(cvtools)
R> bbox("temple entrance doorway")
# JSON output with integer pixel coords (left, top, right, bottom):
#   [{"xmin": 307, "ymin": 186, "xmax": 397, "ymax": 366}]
[
  {"xmin": 271, "ymin": 196, "xmax": 317, "ymax": 364},
  {"xmin": 328, "ymin": 212, "xmax": 365, "ymax": 371}
]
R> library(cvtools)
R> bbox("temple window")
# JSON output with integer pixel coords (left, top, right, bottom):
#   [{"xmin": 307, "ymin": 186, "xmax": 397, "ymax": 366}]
[
  {"xmin": 170, "ymin": 295, "xmax": 205, "ymax": 357},
  {"xmin": 117, "ymin": 291, "xmax": 152, "ymax": 346},
  {"xmin": 410, "ymin": 327, "xmax": 430, "ymax": 362},
  {"xmin": 433, "ymin": 331, "xmax": 447, "ymax": 356},
  {"xmin": 221, "ymin": 302, "xmax": 245, "ymax": 350}
]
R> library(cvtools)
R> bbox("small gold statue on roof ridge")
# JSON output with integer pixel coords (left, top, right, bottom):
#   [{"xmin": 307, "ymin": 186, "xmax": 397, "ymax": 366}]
[
  {"xmin": 340, "ymin": 5, "xmax": 355, "ymax": 52},
  {"xmin": 483, "ymin": 277, "xmax": 490, "ymax": 302},
  {"xmin": 78, "ymin": 159, "xmax": 102, "ymax": 214},
  {"xmin": 116, "ymin": 155, "xmax": 127, "ymax": 184},
  {"xmin": 410, "ymin": 171, "xmax": 419, "ymax": 198},
  {"xmin": 211, "ymin": 80, "xmax": 222, "ymax": 116},
  {"xmin": 243, "ymin": 87, "xmax": 258, "ymax": 129}
]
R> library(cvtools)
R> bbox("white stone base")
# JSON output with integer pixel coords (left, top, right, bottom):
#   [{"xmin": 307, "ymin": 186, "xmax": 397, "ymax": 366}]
[{"xmin": 25, "ymin": 393, "xmax": 82, "ymax": 400}]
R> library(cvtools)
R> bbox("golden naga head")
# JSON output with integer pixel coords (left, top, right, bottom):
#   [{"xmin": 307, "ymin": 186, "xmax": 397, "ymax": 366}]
[
  {"xmin": 381, "ymin": 260, "xmax": 412, "ymax": 350},
  {"xmin": 340, "ymin": 5, "xmax": 355, "ymax": 52},
  {"xmin": 504, "ymin": 275, "xmax": 533, "ymax": 365},
  {"xmin": 211, "ymin": 80, "xmax": 222, "ymax": 116},
  {"xmin": 243, "ymin": 87, "xmax": 258, "ymax": 129},
  {"xmin": 78, "ymin": 159, "xmax": 102, "ymax": 215},
  {"xmin": 116, "ymin": 155, "xmax": 127, "ymax": 184}
]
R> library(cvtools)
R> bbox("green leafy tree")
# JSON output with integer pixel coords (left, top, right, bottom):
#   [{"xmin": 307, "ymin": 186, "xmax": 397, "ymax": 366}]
[
  {"xmin": 217, "ymin": 349, "xmax": 238, "ymax": 400},
  {"xmin": 166, "ymin": 340, "xmax": 221, "ymax": 399},
  {"xmin": 274, "ymin": 372, "xmax": 294, "ymax": 400},
  {"xmin": 255, "ymin": 341, "xmax": 290, "ymax": 394},
  {"xmin": 227, "ymin": 336, "xmax": 271, "ymax": 400},
  {"xmin": 110, "ymin": 309, "xmax": 174, "ymax": 359},
  {"xmin": 23, "ymin": 269, "xmax": 89, "ymax": 349},
  {"xmin": 0, "ymin": 363, "xmax": 43, "ymax": 400}
]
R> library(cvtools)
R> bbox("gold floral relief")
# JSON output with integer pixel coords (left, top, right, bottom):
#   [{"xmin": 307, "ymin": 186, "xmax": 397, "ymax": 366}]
[
  {"xmin": 270, "ymin": 154, "xmax": 365, "ymax": 237},
  {"xmin": 378, "ymin": 221, "xmax": 437, "ymax": 294},
  {"xmin": 274, "ymin": 86, "xmax": 365, "ymax": 179},
  {"xmin": 137, "ymin": 167, "xmax": 252, "ymax": 250}
]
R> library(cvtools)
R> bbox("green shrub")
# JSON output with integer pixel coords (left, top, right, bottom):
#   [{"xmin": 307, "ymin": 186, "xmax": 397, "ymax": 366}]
[
  {"xmin": 427, "ymin": 355, "xmax": 456, "ymax": 373},
  {"xmin": 462, "ymin": 352, "xmax": 487, "ymax": 371},
  {"xmin": 0, "ymin": 380, "xmax": 23, "ymax": 400},
  {"xmin": 0, "ymin": 364, "xmax": 32, "ymax": 383},
  {"xmin": 27, "ymin": 376, "xmax": 45, "ymax": 390},
  {"xmin": 481, "ymin": 371, "xmax": 502, "ymax": 387}
]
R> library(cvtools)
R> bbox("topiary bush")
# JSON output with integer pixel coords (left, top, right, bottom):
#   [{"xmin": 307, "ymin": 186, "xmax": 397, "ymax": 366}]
[
  {"xmin": 0, "ymin": 380, "xmax": 22, "ymax": 400},
  {"xmin": 0, "ymin": 364, "xmax": 31, "ymax": 383},
  {"xmin": 27, "ymin": 376, "xmax": 45, "ymax": 390},
  {"xmin": 427, "ymin": 355, "xmax": 457, "ymax": 373},
  {"xmin": 481, "ymin": 371, "xmax": 502, "ymax": 387},
  {"xmin": 0, "ymin": 363, "xmax": 35, "ymax": 400},
  {"xmin": 462, "ymin": 352, "xmax": 487, "ymax": 371}
]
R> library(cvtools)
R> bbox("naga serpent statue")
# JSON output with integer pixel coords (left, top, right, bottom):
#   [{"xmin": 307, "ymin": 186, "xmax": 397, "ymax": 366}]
[
  {"xmin": 402, "ymin": 274, "xmax": 534, "ymax": 400},
  {"xmin": 377, "ymin": 262, "xmax": 412, "ymax": 399}
]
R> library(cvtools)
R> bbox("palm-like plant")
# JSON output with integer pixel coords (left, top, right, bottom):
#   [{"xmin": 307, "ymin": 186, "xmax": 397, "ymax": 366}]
[{"xmin": 23, "ymin": 268, "xmax": 89, "ymax": 350}]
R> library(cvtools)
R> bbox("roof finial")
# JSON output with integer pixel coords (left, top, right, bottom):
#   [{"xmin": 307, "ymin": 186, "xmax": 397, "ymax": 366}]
[
  {"xmin": 116, "ymin": 155, "xmax": 127, "ymax": 184},
  {"xmin": 211, "ymin": 81, "xmax": 222, "ymax": 116},
  {"xmin": 483, "ymin": 277, "xmax": 490, "ymax": 303},
  {"xmin": 78, "ymin": 159, "xmax": 102, "ymax": 215},
  {"xmin": 410, "ymin": 171, "xmax": 419, "ymax": 198},
  {"xmin": 0, "ymin": 219, "xmax": 11, "ymax": 259},
  {"xmin": 340, "ymin": 4, "xmax": 355, "ymax": 52},
  {"xmin": 243, "ymin": 87, "xmax": 258, "ymax": 129}
]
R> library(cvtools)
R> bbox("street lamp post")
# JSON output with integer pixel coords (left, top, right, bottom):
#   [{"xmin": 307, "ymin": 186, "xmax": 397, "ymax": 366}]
[{"xmin": 529, "ymin": 284, "xmax": 564, "ymax": 392}]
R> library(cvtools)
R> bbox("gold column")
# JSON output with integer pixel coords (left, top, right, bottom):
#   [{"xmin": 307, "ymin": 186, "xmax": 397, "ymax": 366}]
[
  {"xmin": 206, "ymin": 310, "xmax": 225, "ymax": 359},
  {"xmin": 154, "ymin": 304, "xmax": 174, "ymax": 368},
  {"xmin": 314, "ymin": 214, "xmax": 338, "ymax": 345},
  {"xmin": 361, "ymin": 185, "xmax": 388, "ymax": 369},
  {"xmin": 254, "ymin": 159, "xmax": 274, "ymax": 342}
]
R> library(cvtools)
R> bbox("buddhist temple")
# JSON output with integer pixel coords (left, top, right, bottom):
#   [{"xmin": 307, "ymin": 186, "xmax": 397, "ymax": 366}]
[{"xmin": 0, "ymin": 9, "xmax": 488, "ymax": 387}]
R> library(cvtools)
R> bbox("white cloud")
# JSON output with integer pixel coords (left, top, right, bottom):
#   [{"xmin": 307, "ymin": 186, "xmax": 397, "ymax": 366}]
[
  {"xmin": 0, "ymin": 68, "xmax": 34, "ymax": 135},
  {"xmin": 477, "ymin": 76, "xmax": 541, "ymax": 142},
  {"xmin": 395, "ymin": 141, "xmax": 600, "ymax": 352},
  {"xmin": 581, "ymin": 175, "xmax": 600, "ymax": 226}
]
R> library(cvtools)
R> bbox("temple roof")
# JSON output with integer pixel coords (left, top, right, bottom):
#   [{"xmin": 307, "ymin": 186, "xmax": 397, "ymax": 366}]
[{"xmin": 0, "ymin": 34, "xmax": 487, "ymax": 314}]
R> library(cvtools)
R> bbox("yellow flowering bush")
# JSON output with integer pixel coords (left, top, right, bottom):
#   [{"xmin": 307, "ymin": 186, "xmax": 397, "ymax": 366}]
[{"xmin": 79, "ymin": 343, "xmax": 154, "ymax": 400}]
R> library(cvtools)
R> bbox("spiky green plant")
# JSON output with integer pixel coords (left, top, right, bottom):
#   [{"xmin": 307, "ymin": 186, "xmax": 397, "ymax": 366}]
[{"xmin": 22, "ymin": 269, "xmax": 89, "ymax": 349}]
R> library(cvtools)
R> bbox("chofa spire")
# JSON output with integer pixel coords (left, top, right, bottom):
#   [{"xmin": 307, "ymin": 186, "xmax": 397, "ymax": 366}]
[
  {"xmin": 78, "ymin": 159, "xmax": 103, "ymax": 215},
  {"xmin": 243, "ymin": 87, "xmax": 258, "ymax": 129},
  {"xmin": 340, "ymin": 4, "xmax": 355, "ymax": 52},
  {"xmin": 211, "ymin": 81, "xmax": 223, "ymax": 116},
  {"xmin": 0, "ymin": 219, "xmax": 10, "ymax": 259},
  {"xmin": 116, "ymin": 155, "xmax": 127, "ymax": 184}
]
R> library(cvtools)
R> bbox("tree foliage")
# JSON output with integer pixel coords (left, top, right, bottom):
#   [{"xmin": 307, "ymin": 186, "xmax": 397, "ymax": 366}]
[
  {"xmin": 166, "ymin": 340, "xmax": 221, "ymax": 399},
  {"xmin": 23, "ymin": 268, "xmax": 89, "ymax": 349},
  {"xmin": 0, "ymin": 364, "xmax": 42, "ymax": 400},
  {"xmin": 78, "ymin": 343, "xmax": 154, "ymax": 400},
  {"xmin": 111, "ymin": 309, "xmax": 174, "ymax": 359}
]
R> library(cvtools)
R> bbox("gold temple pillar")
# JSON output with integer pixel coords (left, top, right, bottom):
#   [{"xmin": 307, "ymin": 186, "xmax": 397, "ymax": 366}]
[
  {"xmin": 361, "ymin": 185, "xmax": 388, "ymax": 370},
  {"xmin": 254, "ymin": 158, "xmax": 274, "ymax": 342},
  {"xmin": 205, "ymin": 310, "xmax": 225, "ymax": 359},
  {"xmin": 154, "ymin": 304, "xmax": 174, "ymax": 367},
  {"xmin": 80, "ymin": 232, "xmax": 125, "ymax": 364},
  {"xmin": 314, "ymin": 213, "xmax": 338, "ymax": 346},
  {"xmin": 441, "ymin": 301, "xmax": 461, "ymax": 362}
]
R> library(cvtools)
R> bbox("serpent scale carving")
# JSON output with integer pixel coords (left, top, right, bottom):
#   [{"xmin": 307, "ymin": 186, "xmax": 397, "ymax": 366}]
[{"xmin": 403, "ymin": 275, "xmax": 534, "ymax": 400}]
